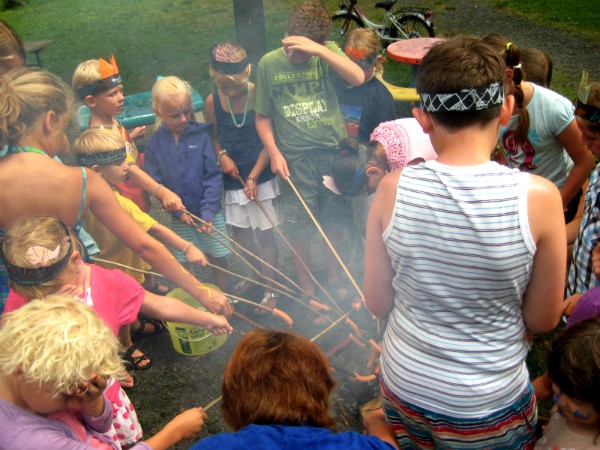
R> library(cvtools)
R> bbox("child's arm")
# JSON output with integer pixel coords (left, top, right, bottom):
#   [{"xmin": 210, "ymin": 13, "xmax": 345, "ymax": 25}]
[
  {"xmin": 142, "ymin": 407, "xmax": 206, "ymax": 450},
  {"xmin": 140, "ymin": 290, "xmax": 232, "ymax": 335},
  {"xmin": 204, "ymin": 93, "xmax": 240, "ymax": 178},
  {"xmin": 363, "ymin": 409, "xmax": 401, "ymax": 450},
  {"xmin": 199, "ymin": 136, "xmax": 224, "ymax": 223},
  {"xmin": 148, "ymin": 223, "xmax": 207, "ymax": 266},
  {"xmin": 282, "ymin": 36, "xmax": 365, "ymax": 86},
  {"xmin": 244, "ymin": 148, "xmax": 271, "ymax": 200},
  {"xmin": 522, "ymin": 175, "xmax": 566, "ymax": 334},
  {"xmin": 86, "ymin": 171, "xmax": 233, "ymax": 317},
  {"xmin": 566, "ymin": 179, "xmax": 587, "ymax": 246},
  {"xmin": 557, "ymin": 120, "xmax": 595, "ymax": 209},
  {"xmin": 126, "ymin": 164, "xmax": 184, "ymax": 213},
  {"xmin": 364, "ymin": 171, "xmax": 400, "ymax": 318},
  {"xmin": 256, "ymin": 113, "xmax": 289, "ymax": 179}
]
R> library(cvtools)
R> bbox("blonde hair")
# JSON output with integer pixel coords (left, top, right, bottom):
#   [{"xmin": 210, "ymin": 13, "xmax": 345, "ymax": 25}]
[
  {"xmin": 0, "ymin": 19, "xmax": 25, "ymax": 62},
  {"xmin": 343, "ymin": 28, "xmax": 384, "ymax": 73},
  {"xmin": 0, "ymin": 295, "xmax": 123, "ymax": 396},
  {"xmin": 3, "ymin": 215, "xmax": 78, "ymax": 299},
  {"xmin": 74, "ymin": 127, "xmax": 125, "ymax": 156},
  {"xmin": 151, "ymin": 75, "xmax": 192, "ymax": 127},
  {"xmin": 71, "ymin": 59, "xmax": 101, "ymax": 92},
  {"xmin": 0, "ymin": 68, "xmax": 73, "ymax": 148}
]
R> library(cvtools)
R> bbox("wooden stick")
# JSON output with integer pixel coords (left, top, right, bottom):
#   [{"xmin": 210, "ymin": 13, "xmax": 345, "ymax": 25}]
[
  {"xmin": 203, "ymin": 395, "xmax": 222, "ymax": 413},
  {"xmin": 182, "ymin": 209, "xmax": 301, "ymax": 294},
  {"xmin": 234, "ymin": 175, "xmax": 345, "ymax": 314},
  {"xmin": 286, "ymin": 177, "xmax": 364, "ymax": 303},
  {"xmin": 310, "ymin": 310, "xmax": 352, "ymax": 342},
  {"xmin": 233, "ymin": 311, "xmax": 264, "ymax": 329},
  {"xmin": 92, "ymin": 257, "xmax": 163, "ymax": 278}
]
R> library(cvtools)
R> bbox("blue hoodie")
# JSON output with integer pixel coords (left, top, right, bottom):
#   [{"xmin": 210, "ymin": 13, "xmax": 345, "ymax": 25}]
[{"xmin": 145, "ymin": 120, "xmax": 222, "ymax": 222}]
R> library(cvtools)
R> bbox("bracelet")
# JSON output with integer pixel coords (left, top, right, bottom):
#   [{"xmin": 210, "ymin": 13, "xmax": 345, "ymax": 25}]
[
  {"xmin": 154, "ymin": 184, "xmax": 163, "ymax": 197},
  {"xmin": 182, "ymin": 242, "xmax": 193, "ymax": 254},
  {"xmin": 217, "ymin": 149, "xmax": 228, "ymax": 166},
  {"xmin": 247, "ymin": 176, "xmax": 256, "ymax": 182}
]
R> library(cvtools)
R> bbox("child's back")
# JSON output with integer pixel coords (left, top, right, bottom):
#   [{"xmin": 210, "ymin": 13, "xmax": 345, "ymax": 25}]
[{"xmin": 365, "ymin": 36, "xmax": 565, "ymax": 449}]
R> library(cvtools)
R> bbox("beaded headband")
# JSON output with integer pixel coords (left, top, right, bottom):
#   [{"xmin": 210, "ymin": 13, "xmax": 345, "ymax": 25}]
[
  {"xmin": 76, "ymin": 54, "xmax": 122, "ymax": 100},
  {"xmin": 76, "ymin": 147, "xmax": 127, "ymax": 167},
  {"xmin": 420, "ymin": 81, "xmax": 504, "ymax": 112},
  {"xmin": 4, "ymin": 221, "xmax": 74, "ymax": 285}
]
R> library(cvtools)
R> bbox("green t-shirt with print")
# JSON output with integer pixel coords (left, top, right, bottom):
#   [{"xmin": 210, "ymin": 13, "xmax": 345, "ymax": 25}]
[{"xmin": 255, "ymin": 41, "xmax": 348, "ymax": 163}]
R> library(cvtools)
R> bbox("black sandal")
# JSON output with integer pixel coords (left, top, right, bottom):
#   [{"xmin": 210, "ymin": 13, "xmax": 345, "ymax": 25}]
[
  {"xmin": 131, "ymin": 317, "xmax": 166, "ymax": 341},
  {"xmin": 122, "ymin": 343, "xmax": 153, "ymax": 371}
]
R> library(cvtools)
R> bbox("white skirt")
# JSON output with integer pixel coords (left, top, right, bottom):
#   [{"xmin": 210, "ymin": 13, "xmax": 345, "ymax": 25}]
[{"xmin": 224, "ymin": 177, "xmax": 281, "ymax": 230}]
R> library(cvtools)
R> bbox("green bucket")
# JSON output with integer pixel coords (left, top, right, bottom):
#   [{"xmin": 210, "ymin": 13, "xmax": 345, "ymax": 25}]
[{"xmin": 165, "ymin": 286, "xmax": 228, "ymax": 356}]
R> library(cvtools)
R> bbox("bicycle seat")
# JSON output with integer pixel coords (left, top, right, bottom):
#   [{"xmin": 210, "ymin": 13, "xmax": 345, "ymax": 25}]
[{"xmin": 375, "ymin": 0, "xmax": 396, "ymax": 11}]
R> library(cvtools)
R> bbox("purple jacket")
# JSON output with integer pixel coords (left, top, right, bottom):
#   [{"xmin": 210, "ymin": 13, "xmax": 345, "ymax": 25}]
[{"xmin": 144, "ymin": 121, "xmax": 223, "ymax": 222}]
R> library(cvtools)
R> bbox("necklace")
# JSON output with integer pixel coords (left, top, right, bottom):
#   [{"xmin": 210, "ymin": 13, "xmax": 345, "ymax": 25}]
[
  {"xmin": 225, "ymin": 81, "xmax": 250, "ymax": 129},
  {"xmin": 7, "ymin": 146, "xmax": 49, "ymax": 156}
]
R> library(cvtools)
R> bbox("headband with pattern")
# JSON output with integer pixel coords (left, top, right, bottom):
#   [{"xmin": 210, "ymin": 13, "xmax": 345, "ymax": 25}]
[
  {"xmin": 76, "ymin": 54, "xmax": 122, "ymax": 100},
  {"xmin": 420, "ymin": 81, "xmax": 504, "ymax": 112},
  {"xmin": 76, "ymin": 147, "xmax": 127, "ymax": 167},
  {"xmin": 4, "ymin": 221, "xmax": 74, "ymax": 285},
  {"xmin": 209, "ymin": 44, "xmax": 249, "ymax": 75}
]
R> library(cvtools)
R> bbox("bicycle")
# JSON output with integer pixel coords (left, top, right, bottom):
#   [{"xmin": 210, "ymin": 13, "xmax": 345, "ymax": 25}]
[{"xmin": 330, "ymin": 0, "xmax": 435, "ymax": 46}]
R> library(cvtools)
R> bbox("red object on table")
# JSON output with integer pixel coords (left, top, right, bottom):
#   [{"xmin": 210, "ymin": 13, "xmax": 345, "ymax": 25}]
[{"xmin": 387, "ymin": 38, "xmax": 446, "ymax": 65}]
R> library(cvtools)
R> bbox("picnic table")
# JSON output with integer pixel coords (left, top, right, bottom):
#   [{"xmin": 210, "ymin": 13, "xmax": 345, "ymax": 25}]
[{"xmin": 23, "ymin": 40, "xmax": 54, "ymax": 67}]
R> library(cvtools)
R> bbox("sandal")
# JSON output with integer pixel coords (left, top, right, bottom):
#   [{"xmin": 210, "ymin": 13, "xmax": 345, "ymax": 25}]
[
  {"xmin": 254, "ymin": 292, "xmax": 278, "ymax": 315},
  {"xmin": 117, "ymin": 370, "xmax": 140, "ymax": 389},
  {"xmin": 131, "ymin": 317, "xmax": 166, "ymax": 341},
  {"xmin": 122, "ymin": 343, "xmax": 153, "ymax": 371}
]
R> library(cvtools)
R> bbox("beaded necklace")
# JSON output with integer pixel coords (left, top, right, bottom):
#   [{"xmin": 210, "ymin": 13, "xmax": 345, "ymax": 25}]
[{"xmin": 225, "ymin": 81, "xmax": 250, "ymax": 128}]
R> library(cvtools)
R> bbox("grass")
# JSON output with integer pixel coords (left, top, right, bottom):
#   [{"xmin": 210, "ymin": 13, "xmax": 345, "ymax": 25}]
[{"xmin": 494, "ymin": 0, "xmax": 600, "ymax": 42}]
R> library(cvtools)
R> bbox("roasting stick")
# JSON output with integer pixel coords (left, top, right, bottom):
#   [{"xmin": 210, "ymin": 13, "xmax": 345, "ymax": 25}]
[
  {"xmin": 286, "ymin": 178, "xmax": 364, "ymax": 303},
  {"xmin": 92, "ymin": 257, "xmax": 163, "ymax": 277},
  {"xmin": 234, "ymin": 175, "xmax": 344, "ymax": 314}
]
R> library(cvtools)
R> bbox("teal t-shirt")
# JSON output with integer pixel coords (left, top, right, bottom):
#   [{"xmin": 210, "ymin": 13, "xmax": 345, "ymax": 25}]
[{"xmin": 255, "ymin": 42, "xmax": 348, "ymax": 163}]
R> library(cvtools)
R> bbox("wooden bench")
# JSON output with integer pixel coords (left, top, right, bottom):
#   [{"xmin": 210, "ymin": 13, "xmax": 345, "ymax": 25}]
[{"xmin": 23, "ymin": 40, "xmax": 54, "ymax": 68}]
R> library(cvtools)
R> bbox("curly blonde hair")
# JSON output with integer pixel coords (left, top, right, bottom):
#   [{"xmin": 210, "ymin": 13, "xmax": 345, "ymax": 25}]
[{"xmin": 0, "ymin": 295, "xmax": 123, "ymax": 396}]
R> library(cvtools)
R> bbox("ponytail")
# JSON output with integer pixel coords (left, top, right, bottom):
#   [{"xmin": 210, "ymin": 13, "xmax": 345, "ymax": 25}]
[
  {"xmin": 482, "ymin": 35, "xmax": 530, "ymax": 145},
  {"xmin": 0, "ymin": 74, "xmax": 24, "ymax": 147}
]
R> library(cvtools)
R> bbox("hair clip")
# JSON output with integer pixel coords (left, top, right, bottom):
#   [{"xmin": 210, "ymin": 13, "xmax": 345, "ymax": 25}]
[
  {"xmin": 505, "ymin": 42, "xmax": 513, "ymax": 51},
  {"xmin": 345, "ymin": 47, "xmax": 367, "ymax": 62}
]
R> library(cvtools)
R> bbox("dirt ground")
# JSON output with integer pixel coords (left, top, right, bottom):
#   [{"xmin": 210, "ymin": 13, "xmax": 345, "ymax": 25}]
[{"xmin": 126, "ymin": 2, "xmax": 600, "ymax": 448}]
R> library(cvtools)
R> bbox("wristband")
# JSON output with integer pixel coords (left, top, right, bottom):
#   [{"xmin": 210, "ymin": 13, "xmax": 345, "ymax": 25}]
[
  {"xmin": 247, "ymin": 175, "xmax": 256, "ymax": 182},
  {"xmin": 154, "ymin": 184, "xmax": 163, "ymax": 197},
  {"xmin": 217, "ymin": 149, "xmax": 228, "ymax": 166}
]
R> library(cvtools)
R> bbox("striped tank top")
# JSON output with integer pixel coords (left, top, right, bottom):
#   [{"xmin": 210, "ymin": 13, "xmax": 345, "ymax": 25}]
[{"xmin": 381, "ymin": 160, "xmax": 535, "ymax": 418}]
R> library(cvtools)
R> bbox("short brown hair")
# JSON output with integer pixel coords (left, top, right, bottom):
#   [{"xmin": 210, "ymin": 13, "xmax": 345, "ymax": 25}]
[
  {"xmin": 547, "ymin": 317, "xmax": 600, "ymax": 415},
  {"xmin": 416, "ymin": 35, "xmax": 505, "ymax": 131},
  {"xmin": 286, "ymin": 2, "xmax": 331, "ymax": 44},
  {"xmin": 221, "ymin": 329, "xmax": 336, "ymax": 430}
]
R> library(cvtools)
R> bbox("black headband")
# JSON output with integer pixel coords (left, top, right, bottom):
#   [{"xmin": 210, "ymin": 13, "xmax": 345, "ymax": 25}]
[
  {"xmin": 575, "ymin": 99, "xmax": 600, "ymax": 124},
  {"xmin": 76, "ymin": 147, "xmax": 127, "ymax": 167},
  {"xmin": 4, "ymin": 221, "xmax": 74, "ymax": 286},
  {"xmin": 76, "ymin": 73, "xmax": 123, "ymax": 100}
]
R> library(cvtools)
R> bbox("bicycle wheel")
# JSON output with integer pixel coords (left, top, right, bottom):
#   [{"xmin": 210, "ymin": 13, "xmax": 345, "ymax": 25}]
[
  {"xmin": 389, "ymin": 15, "xmax": 435, "ymax": 40},
  {"xmin": 329, "ymin": 12, "xmax": 364, "ymax": 45}
]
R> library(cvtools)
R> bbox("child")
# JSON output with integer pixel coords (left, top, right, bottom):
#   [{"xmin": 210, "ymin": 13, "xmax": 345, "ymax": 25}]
[
  {"xmin": 364, "ymin": 36, "xmax": 566, "ymax": 448},
  {"xmin": 535, "ymin": 317, "xmax": 600, "ymax": 448},
  {"xmin": 254, "ymin": 1, "xmax": 365, "ymax": 307},
  {"xmin": 0, "ymin": 295, "xmax": 207, "ymax": 450},
  {"xmin": 331, "ymin": 118, "xmax": 437, "ymax": 197},
  {"xmin": 0, "ymin": 68, "xmax": 232, "ymax": 319},
  {"xmin": 145, "ymin": 76, "xmax": 231, "ymax": 293},
  {"xmin": 204, "ymin": 42, "xmax": 281, "ymax": 312},
  {"xmin": 567, "ymin": 80, "xmax": 600, "ymax": 296},
  {"xmin": 482, "ymin": 35, "xmax": 594, "ymax": 223},
  {"xmin": 74, "ymin": 128, "xmax": 206, "ymax": 283},
  {"xmin": 2, "ymin": 215, "xmax": 232, "ymax": 362},
  {"xmin": 336, "ymin": 28, "xmax": 395, "ymax": 143},
  {"xmin": 190, "ymin": 329, "xmax": 397, "ymax": 450},
  {"xmin": 72, "ymin": 55, "xmax": 183, "ymax": 213}
]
